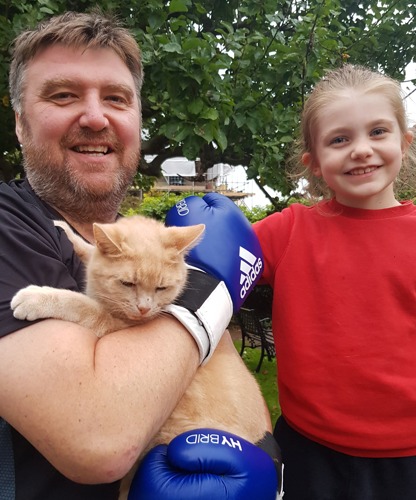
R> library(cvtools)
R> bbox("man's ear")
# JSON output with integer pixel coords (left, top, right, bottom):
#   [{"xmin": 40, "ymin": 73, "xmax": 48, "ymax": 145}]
[
  {"xmin": 15, "ymin": 112, "xmax": 23, "ymax": 144},
  {"xmin": 302, "ymin": 152, "xmax": 321, "ymax": 177}
]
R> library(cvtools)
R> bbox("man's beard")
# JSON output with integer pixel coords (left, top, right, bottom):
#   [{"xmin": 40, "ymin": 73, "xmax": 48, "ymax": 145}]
[{"xmin": 20, "ymin": 126, "xmax": 140, "ymax": 223}]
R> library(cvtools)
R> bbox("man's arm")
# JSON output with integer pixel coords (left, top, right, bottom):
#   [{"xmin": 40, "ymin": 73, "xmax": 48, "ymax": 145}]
[{"xmin": 0, "ymin": 315, "xmax": 221, "ymax": 484}]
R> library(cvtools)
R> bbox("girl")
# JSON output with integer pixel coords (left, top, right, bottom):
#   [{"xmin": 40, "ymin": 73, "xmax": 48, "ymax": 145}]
[{"xmin": 254, "ymin": 64, "xmax": 416, "ymax": 499}]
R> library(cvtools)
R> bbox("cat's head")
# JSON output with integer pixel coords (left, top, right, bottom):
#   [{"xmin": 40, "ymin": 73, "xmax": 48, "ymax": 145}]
[{"xmin": 85, "ymin": 216, "xmax": 205, "ymax": 322}]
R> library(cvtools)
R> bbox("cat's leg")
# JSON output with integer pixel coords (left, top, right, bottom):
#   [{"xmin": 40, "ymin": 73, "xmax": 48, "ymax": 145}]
[
  {"xmin": 118, "ymin": 466, "xmax": 137, "ymax": 500},
  {"xmin": 54, "ymin": 220, "xmax": 93, "ymax": 264},
  {"xmin": 11, "ymin": 285, "xmax": 129, "ymax": 336},
  {"xmin": 153, "ymin": 342, "xmax": 273, "ymax": 447}
]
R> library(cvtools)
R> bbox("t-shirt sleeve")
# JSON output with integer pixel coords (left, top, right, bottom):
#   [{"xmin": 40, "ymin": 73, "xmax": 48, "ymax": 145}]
[
  {"xmin": 0, "ymin": 185, "xmax": 84, "ymax": 337},
  {"xmin": 253, "ymin": 206, "xmax": 295, "ymax": 286}
]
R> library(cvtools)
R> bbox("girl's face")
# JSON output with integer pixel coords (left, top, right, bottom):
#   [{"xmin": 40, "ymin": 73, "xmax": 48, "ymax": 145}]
[{"xmin": 302, "ymin": 90, "xmax": 413, "ymax": 209}]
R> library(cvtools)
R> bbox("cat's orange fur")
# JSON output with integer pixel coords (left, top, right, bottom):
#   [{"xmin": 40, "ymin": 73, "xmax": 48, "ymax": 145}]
[{"xmin": 11, "ymin": 215, "xmax": 273, "ymax": 499}]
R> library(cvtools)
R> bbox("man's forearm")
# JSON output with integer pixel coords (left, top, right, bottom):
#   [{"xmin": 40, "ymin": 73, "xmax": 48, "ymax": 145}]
[{"xmin": 0, "ymin": 315, "xmax": 200, "ymax": 483}]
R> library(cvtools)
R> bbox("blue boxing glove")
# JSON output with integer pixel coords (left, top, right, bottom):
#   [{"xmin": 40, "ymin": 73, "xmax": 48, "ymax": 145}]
[
  {"xmin": 128, "ymin": 429, "xmax": 282, "ymax": 500},
  {"xmin": 166, "ymin": 194, "xmax": 263, "ymax": 311},
  {"xmin": 164, "ymin": 194, "xmax": 263, "ymax": 363}
]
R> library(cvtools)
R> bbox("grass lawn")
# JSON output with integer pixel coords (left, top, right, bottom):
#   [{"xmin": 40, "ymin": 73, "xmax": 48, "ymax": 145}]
[{"xmin": 233, "ymin": 339, "xmax": 281, "ymax": 425}]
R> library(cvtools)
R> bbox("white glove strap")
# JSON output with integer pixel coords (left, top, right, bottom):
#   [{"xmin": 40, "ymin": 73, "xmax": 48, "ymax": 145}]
[
  {"xmin": 165, "ymin": 281, "xmax": 233, "ymax": 365},
  {"xmin": 165, "ymin": 305, "xmax": 209, "ymax": 363}
]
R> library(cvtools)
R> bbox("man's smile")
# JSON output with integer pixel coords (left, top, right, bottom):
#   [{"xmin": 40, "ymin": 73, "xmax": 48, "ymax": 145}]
[{"xmin": 72, "ymin": 144, "xmax": 112, "ymax": 156}]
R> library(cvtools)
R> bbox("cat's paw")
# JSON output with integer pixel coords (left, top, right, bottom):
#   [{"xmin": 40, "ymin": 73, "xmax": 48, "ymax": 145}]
[
  {"xmin": 54, "ymin": 220, "xmax": 72, "ymax": 234},
  {"xmin": 11, "ymin": 285, "xmax": 54, "ymax": 321}
]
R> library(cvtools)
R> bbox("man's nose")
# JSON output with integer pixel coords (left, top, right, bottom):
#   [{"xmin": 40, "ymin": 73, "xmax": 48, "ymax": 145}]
[{"xmin": 78, "ymin": 98, "xmax": 109, "ymax": 131}]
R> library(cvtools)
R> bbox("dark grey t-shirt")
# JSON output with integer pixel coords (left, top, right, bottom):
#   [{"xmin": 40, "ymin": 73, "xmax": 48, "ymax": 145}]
[{"xmin": 0, "ymin": 178, "xmax": 120, "ymax": 499}]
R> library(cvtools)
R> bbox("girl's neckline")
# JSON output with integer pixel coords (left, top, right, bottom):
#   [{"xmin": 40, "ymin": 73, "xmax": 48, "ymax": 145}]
[{"xmin": 320, "ymin": 198, "xmax": 416, "ymax": 220}]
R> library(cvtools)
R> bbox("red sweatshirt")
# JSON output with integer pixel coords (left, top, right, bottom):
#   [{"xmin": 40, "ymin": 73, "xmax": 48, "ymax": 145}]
[{"xmin": 254, "ymin": 199, "xmax": 416, "ymax": 457}]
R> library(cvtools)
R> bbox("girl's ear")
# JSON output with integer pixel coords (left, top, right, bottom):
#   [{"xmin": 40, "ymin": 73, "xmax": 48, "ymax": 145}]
[
  {"xmin": 302, "ymin": 152, "xmax": 322, "ymax": 177},
  {"xmin": 402, "ymin": 130, "xmax": 414, "ymax": 155}
]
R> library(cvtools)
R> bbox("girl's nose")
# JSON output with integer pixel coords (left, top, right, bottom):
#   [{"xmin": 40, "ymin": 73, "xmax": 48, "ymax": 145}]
[
  {"xmin": 351, "ymin": 138, "xmax": 373, "ymax": 160},
  {"xmin": 78, "ymin": 99, "xmax": 109, "ymax": 131}
]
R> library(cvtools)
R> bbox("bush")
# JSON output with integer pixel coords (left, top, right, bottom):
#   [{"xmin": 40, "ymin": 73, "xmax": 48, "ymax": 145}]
[
  {"xmin": 121, "ymin": 192, "xmax": 199, "ymax": 220},
  {"xmin": 121, "ymin": 192, "xmax": 274, "ymax": 224},
  {"xmin": 239, "ymin": 204, "xmax": 274, "ymax": 223}
]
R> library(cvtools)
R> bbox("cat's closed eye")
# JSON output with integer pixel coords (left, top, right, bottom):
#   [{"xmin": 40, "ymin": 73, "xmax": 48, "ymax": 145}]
[
  {"xmin": 156, "ymin": 286, "xmax": 168, "ymax": 292},
  {"xmin": 120, "ymin": 280, "xmax": 135, "ymax": 288}
]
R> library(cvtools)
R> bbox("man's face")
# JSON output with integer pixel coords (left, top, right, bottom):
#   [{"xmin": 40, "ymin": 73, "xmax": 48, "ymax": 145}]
[{"xmin": 16, "ymin": 44, "xmax": 142, "ymax": 221}]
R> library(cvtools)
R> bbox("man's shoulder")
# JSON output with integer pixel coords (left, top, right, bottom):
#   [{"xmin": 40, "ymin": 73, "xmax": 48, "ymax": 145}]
[
  {"xmin": 0, "ymin": 179, "xmax": 54, "ymax": 224},
  {"xmin": 1, "ymin": 179, "xmax": 38, "ymax": 211}
]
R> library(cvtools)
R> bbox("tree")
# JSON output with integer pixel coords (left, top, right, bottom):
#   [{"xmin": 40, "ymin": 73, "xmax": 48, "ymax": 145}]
[{"xmin": 1, "ymin": 0, "xmax": 415, "ymax": 207}]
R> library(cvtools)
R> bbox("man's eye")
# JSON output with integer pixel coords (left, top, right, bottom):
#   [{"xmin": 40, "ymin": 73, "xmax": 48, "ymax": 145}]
[
  {"xmin": 51, "ymin": 93, "xmax": 75, "ymax": 100},
  {"xmin": 45, "ymin": 93, "xmax": 78, "ymax": 105},
  {"xmin": 107, "ymin": 95, "xmax": 128, "ymax": 105}
]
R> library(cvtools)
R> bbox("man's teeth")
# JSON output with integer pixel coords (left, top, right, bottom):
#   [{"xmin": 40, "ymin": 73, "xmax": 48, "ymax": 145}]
[
  {"xmin": 75, "ymin": 145, "xmax": 109, "ymax": 155},
  {"xmin": 348, "ymin": 166, "xmax": 377, "ymax": 175}
]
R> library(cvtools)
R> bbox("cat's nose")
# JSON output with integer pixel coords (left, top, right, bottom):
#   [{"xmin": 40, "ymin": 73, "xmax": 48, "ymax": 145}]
[{"xmin": 138, "ymin": 306, "xmax": 151, "ymax": 315}]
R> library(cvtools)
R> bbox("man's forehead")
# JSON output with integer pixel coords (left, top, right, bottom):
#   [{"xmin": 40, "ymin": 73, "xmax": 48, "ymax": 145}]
[{"xmin": 26, "ymin": 44, "xmax": 135, "ymax": 89}]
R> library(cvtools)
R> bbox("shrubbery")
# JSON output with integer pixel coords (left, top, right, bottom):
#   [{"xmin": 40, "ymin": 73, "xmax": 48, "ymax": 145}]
[{"xmin": 121, "ymin": 191, "xmax": 274, "ymax": 224}]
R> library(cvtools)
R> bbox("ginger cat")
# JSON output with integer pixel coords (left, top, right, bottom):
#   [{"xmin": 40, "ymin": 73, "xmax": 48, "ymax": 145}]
[{"xmin": 11, "ymin": 215, "xmax": 273, "ymax": 499}]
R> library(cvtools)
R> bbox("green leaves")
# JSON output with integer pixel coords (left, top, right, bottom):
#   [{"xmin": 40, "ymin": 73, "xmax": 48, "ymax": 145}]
[
  {"xmin": 168, "ymin": 0, "xmax": 190, "ymax": 14},
  {"xmin": 0, "ymin": 0, "xmax": 415, "ymax": 201}
]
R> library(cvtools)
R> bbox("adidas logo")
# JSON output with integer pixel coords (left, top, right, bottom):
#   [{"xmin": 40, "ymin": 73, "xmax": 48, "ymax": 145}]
[{"xmin": 239, "ymin": 246, "xmax": 263, "ymax": 300}]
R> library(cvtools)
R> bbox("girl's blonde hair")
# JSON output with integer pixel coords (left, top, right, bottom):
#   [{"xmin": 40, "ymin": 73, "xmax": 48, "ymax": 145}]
[{"xmin": 289, "ymin": 64, "xmax": 416, "ymax": 200}]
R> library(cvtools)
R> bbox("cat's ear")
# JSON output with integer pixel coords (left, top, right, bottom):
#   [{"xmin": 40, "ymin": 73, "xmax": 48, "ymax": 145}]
[
  {"xmin": 169, "ymin": 224, "xmax": 205, "ymax": 254},
  {"xmin": 93, "ymin": 223, "xmax": 124, "ymax": 256}
]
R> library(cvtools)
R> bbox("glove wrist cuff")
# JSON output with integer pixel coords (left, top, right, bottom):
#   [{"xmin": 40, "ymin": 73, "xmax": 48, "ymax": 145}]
[
  {"xmin": 164, "ymin": 270, "xmax": 233, "ymax": 364},
  {"xmin": 256, "ymin": 432, "xmax": 284, "ymax": 499},
  {"xmin": 165, "ymin": 304, "xmax": 209, "ymax": 363}
]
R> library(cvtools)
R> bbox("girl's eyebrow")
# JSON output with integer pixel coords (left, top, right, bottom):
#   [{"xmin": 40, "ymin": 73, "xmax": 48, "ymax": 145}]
[
  {"xmin": 367, "ymin": 118, "xmax": 395, "ymax": 128},
  {"xmin": 319, "ymin": 126, "xmax": 349, "ymax": 142},
  {"xmin": 324, "ymin": 126, "xmax": 348, "ymax": 135},
  {"xmin": 321, "ymin": 118, "xmax": 396, "ymax": 139}
]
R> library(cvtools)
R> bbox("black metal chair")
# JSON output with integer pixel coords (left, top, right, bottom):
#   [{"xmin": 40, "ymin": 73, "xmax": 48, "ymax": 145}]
[{"xmin": 236, "ymin": 307, "xmax": 275, "ymax": 372}]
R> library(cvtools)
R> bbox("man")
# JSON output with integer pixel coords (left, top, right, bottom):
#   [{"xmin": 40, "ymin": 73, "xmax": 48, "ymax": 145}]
[{"xmin": 0, "ymin": 10, "xmax": 280, "ymax": 500}]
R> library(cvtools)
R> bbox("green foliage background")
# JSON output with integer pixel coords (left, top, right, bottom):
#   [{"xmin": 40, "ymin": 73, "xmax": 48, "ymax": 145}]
[
  {"xmin": 121, "ymin": 190, "xmax": 274, "ymax": 223},
  {"xmin": 234, "ymin": 338, "xmax": 280, "ymax": 424},
  {"xmin": 1, "ymin": 0, "xmax": 415, "ymax": 206}
]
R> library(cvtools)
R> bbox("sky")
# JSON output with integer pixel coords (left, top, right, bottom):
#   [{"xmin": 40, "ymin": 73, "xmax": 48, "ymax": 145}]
[
  {"xmin": 229, "ymin": 62, "xmax": 416, "ymax": 208},
  {"xmin": 403, "ymin": 62, "xmax": 416, "ymax": 126}
]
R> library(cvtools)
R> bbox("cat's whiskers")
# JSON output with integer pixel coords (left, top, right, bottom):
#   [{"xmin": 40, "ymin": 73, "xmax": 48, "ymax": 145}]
[{"xmin": 91, "ymin": 291, "xmax": 133, "ymax": 313}]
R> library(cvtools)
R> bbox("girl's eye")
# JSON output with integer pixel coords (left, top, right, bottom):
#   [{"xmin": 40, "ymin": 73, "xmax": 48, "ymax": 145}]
[
  {"xmin": 120, "ymin": 280, "xmax": 135, "ymax": 288},
  {"xmin": 371, "ymin": 128, "xmax": 385, "ymax": 136},
  {"xmin": 330, "ymin": 137, "xmax": 346, "ymax": 145}
]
